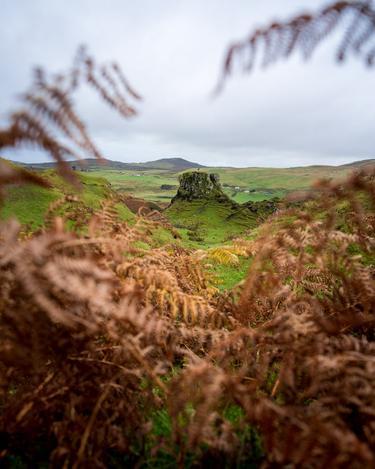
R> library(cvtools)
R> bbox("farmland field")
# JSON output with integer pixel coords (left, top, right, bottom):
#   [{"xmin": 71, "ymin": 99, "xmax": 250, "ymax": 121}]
[{"xmin": 86, "ymin": 163, "xmax": 355, "ymax": 204}]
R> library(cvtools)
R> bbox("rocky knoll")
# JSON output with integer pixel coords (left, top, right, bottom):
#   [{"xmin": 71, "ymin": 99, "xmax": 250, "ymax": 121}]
[
  {"xmin": 166, "ymin": 171, "xmax": 281, "ymax": 244},
  {"xmin": 171, "ymin": 171, "xmax": 234, "ymax": 204}
]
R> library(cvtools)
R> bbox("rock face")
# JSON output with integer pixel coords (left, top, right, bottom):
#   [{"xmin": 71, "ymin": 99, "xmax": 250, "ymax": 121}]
[{"xmin": 171, "ymin": 171, "xmax": 231, "ymax": 203}]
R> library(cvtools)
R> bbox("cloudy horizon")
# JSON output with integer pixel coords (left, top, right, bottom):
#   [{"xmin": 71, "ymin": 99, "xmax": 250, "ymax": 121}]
[{"xmin": 1, "ymin": 0, "xmax": 374, "ymax": 168}]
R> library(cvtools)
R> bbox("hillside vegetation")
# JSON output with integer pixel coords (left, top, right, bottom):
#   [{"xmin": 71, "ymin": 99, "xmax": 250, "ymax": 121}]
[
  {"xmin": 22, "ymin": 157, "xmax": 372, "ymax": 204},
  {"xmin": 1, "ymin": 166, "xmax": 270, "ymax": 249},
  {"xmin": 166, "ymin": 198, "xmax": 258, "ymax": 246}
]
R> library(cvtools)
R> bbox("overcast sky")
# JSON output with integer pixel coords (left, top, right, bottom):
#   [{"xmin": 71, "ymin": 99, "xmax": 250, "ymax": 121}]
[{"xmin": 1, "ymin": 0, "xmax": 374, "ymax": 167}]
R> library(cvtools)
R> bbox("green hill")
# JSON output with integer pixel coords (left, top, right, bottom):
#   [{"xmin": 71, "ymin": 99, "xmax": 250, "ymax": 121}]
[
  {"xmin": 165, "ymin": 198, "xmax": 259, "ymax": 246},
  {"xmin": 0, "ymin": 170, "xmax": 135, "ymax": 231}
]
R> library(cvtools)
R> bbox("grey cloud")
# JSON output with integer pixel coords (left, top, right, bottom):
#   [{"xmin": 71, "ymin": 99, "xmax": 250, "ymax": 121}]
[{"xmin": 1, "ymin": 0, "xmax": 374, "ymax": 167}]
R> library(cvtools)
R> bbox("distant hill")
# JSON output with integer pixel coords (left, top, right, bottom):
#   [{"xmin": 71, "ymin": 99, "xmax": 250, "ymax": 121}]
[
  {"xmin": 337, "ymin": 158, "xmax": 375, "ymax": 169},
  {"xmin": 18, "ymin": 157, "xmax": 206, "ymax": 172},
  {"xmin": 16, "ymin": 157, "xmax": 374, "ymax": 173},
  {"xmin": 142, "ymin": 157, "xmax": 205, "ymax": 170},
  {"xmin": 289, "ymin": 159, "xmax": 375, "ymax": 170}
]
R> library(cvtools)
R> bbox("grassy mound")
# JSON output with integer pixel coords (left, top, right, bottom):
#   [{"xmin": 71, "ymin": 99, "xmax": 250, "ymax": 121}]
[
  {"xmin": 165, "ymin": 198, "xmax": 258, "ymax": 247},
  {"xmin": 0, "ymin": 170, "xmax": 135, "ymax": 231}
]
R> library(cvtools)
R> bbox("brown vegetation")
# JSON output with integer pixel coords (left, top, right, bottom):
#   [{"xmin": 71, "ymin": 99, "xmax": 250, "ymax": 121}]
[{"xmin": 1, "ymin": 37, "xmax": 375, "ymax": 467}]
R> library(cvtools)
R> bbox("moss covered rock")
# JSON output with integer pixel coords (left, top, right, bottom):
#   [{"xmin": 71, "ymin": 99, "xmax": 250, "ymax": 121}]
[
  {"xmin": 171, "ymin": 171, "xmax": 232, "ymax": 204},
  {"xmin": 244, "ymin": 198, "xmax": 280, "ymax": 216}
]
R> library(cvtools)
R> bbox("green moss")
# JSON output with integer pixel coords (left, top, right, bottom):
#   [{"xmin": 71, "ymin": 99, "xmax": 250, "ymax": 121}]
[{"xmin": 174, "ymin": 171, "xmax": 228, "ymax": 201}]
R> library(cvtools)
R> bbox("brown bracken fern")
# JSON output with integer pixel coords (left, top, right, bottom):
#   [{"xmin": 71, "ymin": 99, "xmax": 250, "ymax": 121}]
[{"xmin": 0, "ymin": 46, "xmax": 140, "ymax": 184}]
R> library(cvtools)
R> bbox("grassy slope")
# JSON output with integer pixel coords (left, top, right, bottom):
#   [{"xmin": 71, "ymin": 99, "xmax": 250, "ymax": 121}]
[
  {"xmin": 224, "ymin": 188, "xmax": 285, "ymax": 203},
  {"xmin": 165, "ymin": 199, "xmax": 258, "ymax": 247},
  {"xmin": 1, "ymin": 184, "xmax": 58, "ymax": 229},
  {"xmin": 0, "ymin": 170, "xmax": 135, "ymax": 229},
  {"xmin": 0, "ymin": 169, "xmax": 179, "ymax": 252}
]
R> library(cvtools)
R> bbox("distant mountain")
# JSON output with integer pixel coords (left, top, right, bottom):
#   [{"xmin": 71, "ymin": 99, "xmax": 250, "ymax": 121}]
[
  {"xmin": 290, "ymin": 159, "xmax": 375, "ymax": 170},
  {"xmin": 142, "ymin": 157, "xmax": 204, "ymax": 170},
  {"xmin": 15, "ymin": 157, "xmax": 375, "ymax": 173},
  {"xmin": 18, "ymin": 158, "xmax": 126, "ymax": 171},
  {"xmin": 18, "ymin": 157, "xmax": 206, "ymax": 172}
]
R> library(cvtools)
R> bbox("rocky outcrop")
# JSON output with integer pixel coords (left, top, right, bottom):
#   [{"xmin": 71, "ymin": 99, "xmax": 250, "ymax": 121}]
[
  {"xmin": 171, "ymin": 171, "xmax": 232, "ymax": 203},
  {"xmin": 169, "ymin": 171, "xmax": 281, "ymax": 221},
  {"xmin": 244, "ymin": 198, "xmax": 280, "ymax": 216}
]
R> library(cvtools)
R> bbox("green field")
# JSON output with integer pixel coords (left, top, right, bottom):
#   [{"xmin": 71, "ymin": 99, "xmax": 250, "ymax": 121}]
[
  {"xmin": 87, "ymin": 169, "xmax": 178, "ymax": 202},
  {"xmin": 86, "ymin": 164, "xmax": 355, "ymax": 204},
  {"xmin": 206, "ymin": 166, "xmax": 351, "ymax": 189}
]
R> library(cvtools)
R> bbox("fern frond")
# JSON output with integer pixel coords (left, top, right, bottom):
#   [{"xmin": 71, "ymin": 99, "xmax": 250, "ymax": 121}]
[
  {"xmin": 0, "ymin": 47, "xmax": 140, "ymax": 185},
  {"xmin": 219, "ymin": 1, "xmax": 375, "ymax": 89},
  {"xmin": 207, "ymin": 247, "xmax": 240, "ymax": 266}
]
